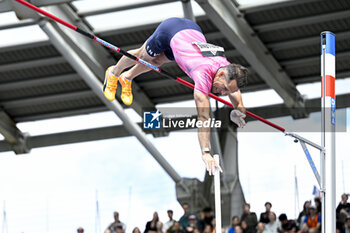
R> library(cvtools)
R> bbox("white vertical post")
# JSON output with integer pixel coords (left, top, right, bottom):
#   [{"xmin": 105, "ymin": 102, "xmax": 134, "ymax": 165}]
[
  {"xmin": 214, "ymin": 154, "xmax": 222, "ymax": 233},
  {"xmin": 321, "ymin": 31, "xmax": 336, "ymax": 233}
]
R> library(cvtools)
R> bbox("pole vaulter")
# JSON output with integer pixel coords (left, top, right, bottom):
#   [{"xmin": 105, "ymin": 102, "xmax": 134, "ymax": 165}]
[
  {"xmin": 14, "ymin": 1, "xmax": 336, "ymax": 231},
  {"xmin": 13, "ymin": 0, "xmax": 285, "ymax": 132}
]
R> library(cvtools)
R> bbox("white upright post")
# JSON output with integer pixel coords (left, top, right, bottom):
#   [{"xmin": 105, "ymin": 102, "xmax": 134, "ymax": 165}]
[
  {"xmin": 214, "ymin": 154, "xmax": 222, "ymax": 233},
  {"xmin": 321, "ymin": 31, "xmax": 336, "ymax": 233}
]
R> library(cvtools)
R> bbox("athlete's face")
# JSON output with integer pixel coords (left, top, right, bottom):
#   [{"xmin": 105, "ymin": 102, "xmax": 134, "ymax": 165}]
[{"xmin": 212, "ymin": 70, "xmax": 238, "ymax": 96}]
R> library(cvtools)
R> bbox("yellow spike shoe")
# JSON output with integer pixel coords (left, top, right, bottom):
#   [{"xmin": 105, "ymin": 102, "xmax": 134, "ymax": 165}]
[
  {"xmin": 119, "ymin": 74, "xmax": 133, "ymax": 106},
  {"xmin": 103, "ymin": 66, "xmax": 118, "ymax": 101}
]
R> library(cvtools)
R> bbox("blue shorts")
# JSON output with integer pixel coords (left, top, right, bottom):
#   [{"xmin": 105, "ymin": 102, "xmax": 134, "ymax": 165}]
[{"xmin": 145, "ymin": 17, "xmax": 202, "ymax": 60}]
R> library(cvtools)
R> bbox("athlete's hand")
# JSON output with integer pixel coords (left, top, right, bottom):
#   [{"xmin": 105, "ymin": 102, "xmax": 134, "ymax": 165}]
[
  {"xmin": 230, "ymin": 109, "xmax": 246, "ymax": 128},
  {"xmin": 202, "ymin": 153, "xmax": 222, "ymax": 176}
]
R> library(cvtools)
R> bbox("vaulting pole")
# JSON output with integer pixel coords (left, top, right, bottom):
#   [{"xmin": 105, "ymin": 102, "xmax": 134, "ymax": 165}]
[{"xmin": 14, "ymin": 0, "xmax": 286, "ymax": 132}]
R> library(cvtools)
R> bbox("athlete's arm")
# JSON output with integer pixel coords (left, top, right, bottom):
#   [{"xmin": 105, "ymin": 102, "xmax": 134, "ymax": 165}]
[
  {"xmin": 194, "ymin": 91, "xmax": 222, "ymax": 175},
  {"xmin": 229, "ymin": 89, "xmax": 246, "ymax": 114}
]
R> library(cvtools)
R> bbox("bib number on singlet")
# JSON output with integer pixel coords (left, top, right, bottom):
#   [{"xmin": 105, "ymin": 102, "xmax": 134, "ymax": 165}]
[{"xmin": 192, "ymin": 41, "xmax": 225, "ymax": 57}]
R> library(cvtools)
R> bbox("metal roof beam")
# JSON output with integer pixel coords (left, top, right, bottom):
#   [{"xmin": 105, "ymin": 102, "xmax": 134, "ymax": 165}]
[
  {"xmin": 138, "ymin": 79, "xmax": 179, "ymax": 89},
  {"xmin": 14, "ymin": 106, "xmax": 108, "ymax": 122},
  {"xmin": 1, "ymin": 90, "xmax": 95, "ymax": 109},
  {"xmin": 94, "ymin": 15, "xmax": 209, "ymax": 36},
  {"xmin": 182, "ymin": 0, "xmax": 195, "ymax": 22},
  {"xmin": 295, "ymin": 70, "xmax": 350, "ymax": 85},
  {"xmin": 0, "ymin": 123, "xmax": 169, "ymax": 153},
  {"xmin": 0, "ymin": 0, "xmax": 74, "ymax": 13},
  {"xmin": 0, "ymin": 111, "xmax": 22, "ymax": 144},
  {"xmin": 268, "ymin": 30, "xmax": 350, "ymax": 50},
  {"xmin": 0, "ymin": 40, "xmax": 50, "ymax": 53},
  {"xmin": 281, "ymin": 51, "xmax": 350, "ymax": 68},
  {"xmin": 2, "ymin": 92, "xmax": 350, "ymax": 153},
  {"xmin": 245, "ymin": 92, "xmax": 350, "ymax": 122},
  {"xmin": 239, "ymin": 0, "xmax": 319, "ymax": 14},
  {"xmin": 77, "ymin": 0, "xmax": 179, "ymax": 17},
  {"xmin": 0, "ymin": 19, "xmax": 36, "ymax": 30},
  {"xmin": 153, "ymin": 93, "xmax": 193, "ymax": 104},
  {"xmin": 196, "ymin": 0, "xmax": 305, "ymax": 110},
  {"xmin": 0, "ymin": 73, "xmax": 80, "ymax": 91},
  {"xmin": 121, "ymin": 31, "xmax": 224, "ymax": 51},
  {"xmin": 254, "ymin": 9, "xmax": 350, "ymax": 32},
  {"xmin": 94, "ymin": 21, "xmax": 160, "ymax": 36},
  {"xmin": 0, "ymin": 110, "xmax": 29, "ymax": 154},
  {"xmin": 0, "ymin": 56, "xmax": 65, "ymax": 72}
]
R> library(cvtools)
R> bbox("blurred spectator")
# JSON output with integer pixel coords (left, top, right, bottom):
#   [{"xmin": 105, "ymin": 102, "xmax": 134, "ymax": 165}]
[
  {"xmin": 241, "ymin": 220, "xmax": 256, "ymax": 233},
  {"xmin": 198, "ymin": 210, "xmax": 206, "ymax": 232},
  {"xmin": 169, "ymin": 221, "xmax": 185, "ymax": 233},
  {"xmin": 145, "ymin": 212, "xmax": 160, "ymax": 233},
  {"xmin": 203, "ymin": 224, "xmax": 212, "ymax": 233},
  {"xmin": 234, "ymin": 226, "xmax": 243, "ymax": 233},
  {"xmin": 133, "ymin": 227, "xmax": 142, "ymax": 233},
  {"xmin": 241, "ymin": 203, "xmax": 258, "ymax": 232},
  {"xmin": 116, "ymin": 226, "xmax": 125, "ymax": 233},
  {"xmin": 337, "ymin": 194, "xmax": 350, "ymax": 223},
  {"xmin": 203, "ymin": 207, "xmax": 214, "ymax": 227},
  {"xmin": 337, "ymin": 194, "xmax": 350, "ymax": 213},
  {"xmin": 228, "ymin": 216, "xmax": 240, "ymax": 233},
  {"xmin": 259, "ymin": 202, "xmax": 272, "ymax": 224},
  {"xmin": 343, "ymin": 216, "xmax": 350, "ymax": 233},
  {"xmin": 179, "ymin": 203, "xmax": 196, "ymax": 229},
  {"xmin": 298, "ymin": 205, "xmax": 320, "ymax": 233},
  {"xmin": 157, "ymin": 221, "xmax": 164, "ymax": 233},
  {"xmin": 278, "ymin": 214, "xmax": 297, "ymax": 233},
  {"xmin": 256, "ymin": 222, "xmax": 268, "ymax": 233},
  {"xmin": 297, "ymin": 201, "xmax": 311, "ymax": 227},
  {"xmin": 314, "ymin": 197, "xmax": 321, "ymax": 215},
  {"xmin": 265, "ymin": 212, "xmax": 280, "ymax": 233},
  {"xmin": 163, "ymin": 210, "xmax": 176, "ymax": 232},
  {"xmin": 198, "ymin": 207, "xmax": 213, "ymax": 232},
  {"xmin": 211, "ymin": 217, "xmax": 216, "ymax": 232},
  {"xmin": 185, "ymin": 215, "xmax": 199, "ymax": 233},
  {"xmin": 77, "ymin": 227, "xmax": 84, "ymax": 233},
  {"xmin": 105, "ymin": 211, "xmax": 126, "ymax": 233}
]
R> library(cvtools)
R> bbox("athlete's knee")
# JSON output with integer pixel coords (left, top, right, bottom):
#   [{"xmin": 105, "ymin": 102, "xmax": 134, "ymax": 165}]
[
  {"xmin": 151, "ymin": 54, "xmax": 169, "ymax": 66},
  {"xmin": 127, "ymin": 46, "xmax": 143, "ymax": 57},
  {"xmin": 151, "ymin": 57, "xmax": 163, "ymax": 66}
]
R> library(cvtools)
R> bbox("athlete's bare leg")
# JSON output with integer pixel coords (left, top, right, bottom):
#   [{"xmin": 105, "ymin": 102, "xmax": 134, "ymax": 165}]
[
  {"xmin": 104, "ymin": 41, "xmax": 171, "ymax": 104},
  {"xmin": 110, "ymin": 41, "xmax": 171, "ymax": 78},
  {"xmin": 110, "ymin": 43, "xmax": 144, "ymax": 77},
  {"xmin": 123, "ymin": 51, "xmax": 171, "ymax": 80}
]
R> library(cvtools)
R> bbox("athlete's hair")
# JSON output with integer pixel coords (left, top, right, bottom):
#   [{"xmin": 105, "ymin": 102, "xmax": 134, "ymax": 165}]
[{"xmin": 223, "ymin": 63, "xmax": 248, "ymax": 89}]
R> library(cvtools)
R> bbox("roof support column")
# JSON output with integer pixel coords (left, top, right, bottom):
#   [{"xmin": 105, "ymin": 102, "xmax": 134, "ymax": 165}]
[
  {"xmin": 0, "ymin": 111, "xmax": 30, "ymax": 154},
  {"xmin": 182, "ymin": 0, "xmax": 195, "ymax": 22}
]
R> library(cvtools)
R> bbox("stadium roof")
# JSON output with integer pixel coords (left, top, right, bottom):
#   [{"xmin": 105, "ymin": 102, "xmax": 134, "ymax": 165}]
[{"xmin": 0, "ymin": 0, "xmax": 349, "ymax": 153}]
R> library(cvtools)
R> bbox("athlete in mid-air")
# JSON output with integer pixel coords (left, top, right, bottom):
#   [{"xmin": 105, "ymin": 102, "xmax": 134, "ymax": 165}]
[{"xmin": 103, "ymin": 17, "xmax": 248, "ymax": 175}]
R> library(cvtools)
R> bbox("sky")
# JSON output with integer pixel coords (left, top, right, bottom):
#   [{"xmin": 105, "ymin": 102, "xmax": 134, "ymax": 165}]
[{"xmin": 0, "ymin": 1, "xmax": 349, "ymax": 233}]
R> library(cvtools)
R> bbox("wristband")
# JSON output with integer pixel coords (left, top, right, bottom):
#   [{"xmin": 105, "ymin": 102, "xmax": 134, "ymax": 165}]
[{"xmin": 202, "ymin": 147, "xmax": 210, "ymax": 154}]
